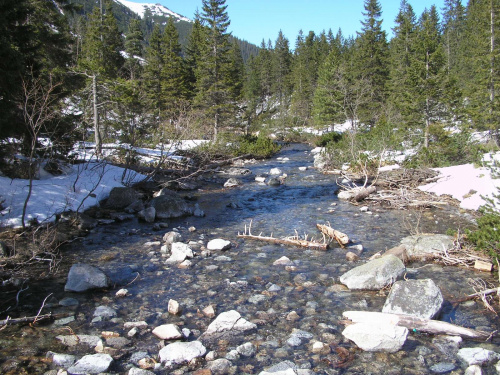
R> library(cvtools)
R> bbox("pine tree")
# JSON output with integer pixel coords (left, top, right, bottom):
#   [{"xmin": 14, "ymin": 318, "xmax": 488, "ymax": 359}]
[
  {"xmin": 227, "ymin": 40, "xmax": 245, "ymax": 100},
  {"xmin": 161, "ymin": 17, "xmax": 189, "ymax": 134},
  {"xmin": 442, "ymin": 0, "xmax": 465, "ymax": 76},
  {"xmin": 388, "ymin": 0, "xmax": 417, "ymax": 124},
  {"xmin": 195, "ymin": 0, "xmax": 233, "ymax": 140},
  {"xmin": 354, "ymin": 0, "xmax": 389, "ymax": 125},
  {"xmin": 409, "ymin": 6, "xmax": 446, "ymax": 148},
  {"xmin": 462, "ymin": 0, "xmax": 500, "ymax": 137},
  {"xmin": 185, "ymin": 13, "xmax": 205, "ymax": 99},
  {"xmin": 273, "ymin": 31, "xmax": 292, "ymax": 121},
  {"xmin": 124, "ymin": 19, "xmax": 144, "ymax": 80}
]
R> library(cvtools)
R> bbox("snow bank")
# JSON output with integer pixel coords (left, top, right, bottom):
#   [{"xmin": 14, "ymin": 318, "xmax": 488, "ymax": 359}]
[
  {"xmin": 419, "ymin": 162, "xmax": 499, "ymax": 211},
  {"xmin": 0, "ymin": 163, "xmax": 144, "ymax": 228}
]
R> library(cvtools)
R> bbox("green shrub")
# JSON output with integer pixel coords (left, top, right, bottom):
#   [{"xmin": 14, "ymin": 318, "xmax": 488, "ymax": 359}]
[
  {"xmin": 467, "ymin": 208, "xmax": 500, "ymax": 261},
  {"xmin": 314, "ymin": 132, "xmax": 343, "ymax": 147},
  {"xmin": 237, "ymin": 134, "xmax": 281, "ymax": 158}
]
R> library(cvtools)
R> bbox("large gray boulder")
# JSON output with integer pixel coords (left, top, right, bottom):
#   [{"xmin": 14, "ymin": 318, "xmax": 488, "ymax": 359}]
[
  {"xmin": 457, "ymin": 347, "xmax": 500, "ymax": 366},
  {"xmin": 67, "ymin": 353, "xmax": 113, "ymax": 374},
  {"xmin": 64, "ymin": 264, "xmax": 110, "ymax": 292},
  {"xmin": 342, "ymin": 322, "xmax": 408, "ymax": 353},
  {"xmin": 149, "ymin": 190, "xmax": 195, "ymax": 219},
  {"xmin": 382, "ymin": 279, "xmax": 444, "ymax": 319},
  {"xmin": 400, "ymin": 234, "xmax": 455, "ymax": 260},
  {"xmin": 105, "ymin": 187, "xmax": 140, "ymax": 209},
  {"xmin": 339, "ymin": 255, "xmax": 405, "ymax": 290},
  {"xmin": 158, "ymin": 341, "xmax": 206, "ymax": 366}
]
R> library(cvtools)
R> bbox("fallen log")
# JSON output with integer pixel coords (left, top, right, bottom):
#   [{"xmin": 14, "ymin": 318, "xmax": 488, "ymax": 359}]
[
  {"xmin": 0, "ymin": 313, "xmax": 71, "ymax": 327},
  {"xmin": 316, "ymin": 224, "xmax": 349, "ymax": 247},
  {"xmin": 237, "ymin": 233, "xmax": 328, "ymax": 251},
  {"xmin": 338, "ymin": 186, "xmax": 377, "ymax": 202},
  {"xmin": 342, "ymin": 311, "xmax": 495, "ymax": 341}
]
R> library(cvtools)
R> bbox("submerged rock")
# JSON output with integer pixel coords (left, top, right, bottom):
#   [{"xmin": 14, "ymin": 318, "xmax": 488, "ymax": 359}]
[
  {"xmin": 64, "ymin": 263, "xmax": 110, "ymax": 292},
  {"xmin": 382, "ymin": 278, "xmax": 444, "ymax": 319},
  {"xmin": 152, "ymin": 324, "xmax": 183, "ymax": 340},
  {"xmin": 200, "ymin": 310, "xmax": 257, "ymax": 345},
  {"xmin": 224, "ymin": 178, "xmax": 241, "ymax": 188},
  {"xmin": 457, "ymin": 347, "xmax": 500, "ymax": 365},
  {"xmin": 339, "ymin": 255, "xmax": 405, "ymax": 290},
  {"xmin": 259, "ymin": 360, "xmax": 315, "ymax": 375},
  {"xmin": 166, "ymin": 242, "xmax": 193, "ymax": 264},
  {"xmin": 138, "ymin": 207, "xmax": 156, "ymax": 223},
  {"xmin": 105, "ymin": 187, "xmax": 140, "ymax": 209},
  {"xmin": 67, "ymin": 353, "xmax": 113, "ymax": 374},
  {"xmin": 207, "ymin": 239, "xmax": 232, "ymax": 251},
  {"xmin": 149, "ymin": 190, "xmax": 195, "ymax": 219},
  {"xmin": 342, "ymin": 322, "xmax": 408, "ymax": 353},
  {"xmin": 158, "ymin": 340, "xmax": 206, "ymax": 366}
]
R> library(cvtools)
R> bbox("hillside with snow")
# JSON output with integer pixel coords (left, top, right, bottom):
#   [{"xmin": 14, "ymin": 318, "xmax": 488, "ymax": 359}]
[{"xmin": 115, "ymin": 0, "xmax": 192, "ymax": 22}]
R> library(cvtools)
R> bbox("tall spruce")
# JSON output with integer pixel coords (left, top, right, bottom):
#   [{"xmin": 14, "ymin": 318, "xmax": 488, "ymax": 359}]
[
  {"xmin": 273, "ymin": 31, "xmax": 292, "ymax": 121},
  {"xmin": 185, "ymin": 13, "xmax": 205, "ymax": 99},
  {"xmin": 354, "ymin": 0, "xmax": 389, "ymax": 125},
  {"xmin": 462, "ymin": 0, "xmax": 500, "ymax": 137},
  {"xmin": 410, "ymin": 6, "xmax": 446, "ymax": 148},
  {"xmin": 124, "ymin": 19, "xmax": 144, "ymax": 80},
  {"xmin": 195, "ymin": 0, "xmax": 233, "ymax": 140}
]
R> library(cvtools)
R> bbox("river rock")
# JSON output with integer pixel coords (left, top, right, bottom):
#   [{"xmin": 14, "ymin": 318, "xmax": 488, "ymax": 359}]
[
  {"xmin": 432, "ymin": 335, "xmax": 462, "ymax": 358},
  {"xmin": 67, "ymin": 353, "xmax": 113, "ymax": 374},
  {"xmin": 237, "ymin": 342, "xmax": 256, "ymax": 357},
  {"xmin": 224, "ymin": 178, "xmax": 241, "ymax": 188},
  {"xmin": 125, "ymin": 200, "xmax": 145, "ymax": 214},
  {"xmin": 128, "ymin": 368, "xmax": 156, "ymax": 375},
  {"xmin": 400, "ymin": 234, "xmax": 455, "ymax": 260},
  {"xmin": 149, "ymin": 191, "xmax": 195, "ymax": 219},
  {"xmin": 457, "ymin": 347, "xmax": 500, "ymax": 365},
  {"xmin": 168, "ymin": 299, "xmax": 181, "ymax": 315},
  {"xmin": 166, "ymin": 242, "xmax": 193, "ymax": 264},
  {"xmin": 105, "ymin": 187, "xmax": 140, "ymax": 209},
  {"xmin": 163, "ymin": 231, "xmax": 182, "ymax": 244},
  {"xmin": 56, "ymin": 334, "xmax": 102, "ymax": 348},
  {"xmin": 222, "ymin": 167, "xmax": 251, "ymax": 175},
  {"xmin": 64, "ymin": 263, "xmax": 110, "ymax": 292},
  {"xmin": 207, "ymin": 358, "xmax": 232, "ymax": 374},
  {"xmin": 158, "ymin": 340, "xmax": 207, "ymax": 366},
  {"xmin": 342, "ymin": 322, "xmax": 408, "ymax": 352},
  {"xmin": 207, "ymin": 239, "xmax": 232, "ymax": 251},
  {"xmin": 382, "ymin": 279, "xmax": 444, "ymax": 319},
  {"xmin": 269, "ymin": 168, "xmax": 282, "ymax": 175},
  {"xmin": 259, "ymin": 360, "xmax": 315, "ymax": 375},
  {"xmin": 93, "ymin": 305, "xmax": 117, "ymax": 319},
  {"xmin": 339, "ymin": 255, "xmax": 405, "ymax": 290},
  {"xmin": 152, "ymin": 324, "xmax": 183, "ymax": 340},
  {"xmin": 429, "ymin": 362, "xmax": 456, "ymax": 373},
  {"xmin": 200, "ymin": 310, "xmax": 256, "ymax": 345},
  {"xmin": 138, "ymin": 207, "xmax": 156, "ymax": 223},
  {"xmin": 267, "ymin": 177, "xmax": 282, "ymax": 187},
  {"xmin": 313, "ymin": 149, "xmax": 328, "ymax": 170},
  {"xmin": 464, "ymin": 365, "xmax": 482, "ymax": 375},
  {"xmin": 49, "ymin": 352, "xmax": 76, "ymax": 367},
  {"xmin": 273, "ymin": 256, "xmax": 295, "ymax": 266}
]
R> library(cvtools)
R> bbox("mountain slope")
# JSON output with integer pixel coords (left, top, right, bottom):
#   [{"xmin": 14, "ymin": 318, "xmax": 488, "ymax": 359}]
[{"xmin": 115, "ymin": 0, "xmax": 191, "ymax": 23}]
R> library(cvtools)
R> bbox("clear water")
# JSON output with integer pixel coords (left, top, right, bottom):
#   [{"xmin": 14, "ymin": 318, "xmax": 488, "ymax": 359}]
[{"xmin": 1, "ymin": 143, "xmax": 498, "ymax": 374}]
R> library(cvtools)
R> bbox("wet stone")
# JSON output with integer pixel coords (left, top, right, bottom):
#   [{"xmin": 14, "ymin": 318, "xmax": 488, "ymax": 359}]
[
  {"xmin": 429, "ymin": 362, "xmax": 456, "ymax": 373},
  {"xmin": 67, "ymin": 353, "xmax": 113, "ymax": 374}
]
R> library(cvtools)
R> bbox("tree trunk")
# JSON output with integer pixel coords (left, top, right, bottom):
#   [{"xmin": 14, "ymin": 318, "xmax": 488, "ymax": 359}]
[{"xmin": 93, "ymin": 74, "xmax": 102, "ymax": 156}]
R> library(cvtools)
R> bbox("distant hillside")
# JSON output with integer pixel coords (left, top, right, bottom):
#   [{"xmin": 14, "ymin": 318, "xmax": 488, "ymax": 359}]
[{"xmin": 67, "ymin": 0, "xmax": 259, "ymax": 61}]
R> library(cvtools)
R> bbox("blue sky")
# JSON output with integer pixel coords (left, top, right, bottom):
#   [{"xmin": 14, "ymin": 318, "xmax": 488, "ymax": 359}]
[{"xmin": 161, "ymin": 0, "xmax": 446, "ymax": 46}]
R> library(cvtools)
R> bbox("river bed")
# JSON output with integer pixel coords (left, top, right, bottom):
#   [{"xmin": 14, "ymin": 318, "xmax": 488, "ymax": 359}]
[{"xmin": 1, "ymin": 143, "xmax": 499, "ymax": 374}]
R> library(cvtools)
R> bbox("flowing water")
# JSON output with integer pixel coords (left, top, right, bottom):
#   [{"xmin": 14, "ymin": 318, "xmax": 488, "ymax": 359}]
[{"xmin": 1, "ymin": 143, "xmax": 499, "ymax": 374}]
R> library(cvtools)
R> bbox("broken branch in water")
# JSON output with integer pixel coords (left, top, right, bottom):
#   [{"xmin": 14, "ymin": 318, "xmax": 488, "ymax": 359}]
[
  {"xmin": 342, "ymin": 310, "xmax": 495, "ymax": 341},
  {"xmin": 0, "ymin": 312, "xmax": 71, "ymax": 327},
  {"xmin": 237, "ymin": 220, "xmax": 328, "ymax": 251},
  {"xmin": 316, "ymin": 223, "xmax": 349, "ymax": 248}
]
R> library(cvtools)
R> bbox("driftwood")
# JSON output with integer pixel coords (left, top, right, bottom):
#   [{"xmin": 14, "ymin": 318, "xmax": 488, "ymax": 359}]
[
  {"xmin": 0, "ymin": 313, "xmax": 70, "ymax": 327},
  {"xmin": 342, "ymin": 311, "xmax": 495, "ymax": 341},
  {"xmin": 316, "ymin": 224, "xmax": 349, "ymax": 248},
  {"xmin": 338, "ymin": 186, "xmax": 377, "ymax": 202},
  {"xmin": 237, "ymin": 221, "xmax": 328, "ymax": 251}
]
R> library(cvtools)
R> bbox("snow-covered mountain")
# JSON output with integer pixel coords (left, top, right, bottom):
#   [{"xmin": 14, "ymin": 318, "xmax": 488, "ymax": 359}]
[{"xmin": 115, "ymin": 0, "xmax": 192, "ymax": 23}]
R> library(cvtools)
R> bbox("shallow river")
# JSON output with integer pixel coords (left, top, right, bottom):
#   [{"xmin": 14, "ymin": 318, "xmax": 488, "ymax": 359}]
[{"xmin": 1, "ymin": 143, "xmax": 499, "ymax": 374}]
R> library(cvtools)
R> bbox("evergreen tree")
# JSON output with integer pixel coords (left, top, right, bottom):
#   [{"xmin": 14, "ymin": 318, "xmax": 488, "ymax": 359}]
[
  {"xmin": 195, "ymin": 0, "xmax": 233, "ymax": 140},
  {"xmin": 272, "ymin": 31, "xmax": 292, "ymax": 120},
  {"xmin": 388, "ymin": 0, "xmax": 417, "ymax": 124},
  {"xmin": 161, "ymin": 17, "xmax": 189, "ymax": 134},
  {"xmin": 243, "ymin": 55, "xmax": 262, "ymax": 130},
  {"xmin": 227, "ymin": 40, "xmax": 245, "ymax": 100},
  {"xmin": 185, "ymin": 13, "xmax": 205, "ymax": 99},
  {"xmin": 409, "ymin": 6, "xmax": 446, "ymax": 148},
  {"xmin": 354, "ymin": 0, "xmax": 389, "ymax": 124},
  {"xmin": 124, "ymin": 19, "xmax": 144, "ymax": 80},
  {"xmin": 442, "ymin": 0, "xmax": 465, "ymax": 76},
  {"xmin": 462, "ymin": 0, "xmax": 500, "ymax": 137}
]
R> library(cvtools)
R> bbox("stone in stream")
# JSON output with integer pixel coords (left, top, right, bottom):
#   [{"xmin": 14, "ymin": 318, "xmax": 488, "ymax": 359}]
[
  {"xmin": 47, "ymin": 352, "xmax": 76, "ymax": 368},
  {"xmin": 138, "ymin": 207, "xmax": 156, "ymax": 223},
  {"xmin": 200, "ymin": 310, "xmax": 257, "ymax": 345},
  {"xmin": 64, "ymin": 263, "xmax": 110, "ymax": 292},
  {"xmin": 342, "ymin": 322, "xmax": 408, "ymax": 352},
  {"xmin": 163, "ymin": 231, "xmax": 182, "ymax": 244},
  {"xmin": 128, "ymin": 368, "xmax": 156, "ymax": 375},
  {"xmin": 149, "ymin": 190, "xmax": 195, "ymax": 219},
  {"xmin": 457, "ymin": 347, "xmax": 500, "ymax": 365},
  {"xmin": 207, "ymin": 358, "xmax": 233, "ymax": 374},
  {"xmin": 168, "ymin": 299, "xmax": 181, "ymax": 315},
  {"xmin": 224, "ymin": 178, "xmax": 241, "ymax": 188},
  {"xmin": 339, "ymin": 254, "xmax": 405, "ymax": 290},
  {"xmin": 93, "ymin": 305, "xmax": 117, "ymax": 320},
  {"xmin": 152, "ymin": 324, "xmax": 183, "ymax": 340},
  {"xmin": 67, "ymin": 353, "xmax": 113, "ymax": 374},
  {"xmin": 269, "ymin": 167, "xmax": 282, "ymax": 175},
  {"xmin": 464, "ymin": 365, "xmax": 483, "ymax": 375},
  {"xmin": 207, "ymin": 239, "xmax": 232, "ymax": 251},
  {"xmin": 259, "ymin": 360, "xmax": 315, "ymax": 375},
  {"xmin": 400, "ymin": 234, "xmax": 455, "ymax": 260},
  {"xmin": 158, "ymin": 340, "xmax": 207, "ymax": 366},
  {"xmin": 166, "ymin": 242, "xmax": 193, "ymax": 264},
  {"xmin": 382, "ymin": 278, "xmax": 444, "ymax": 319},
  {"xmin": 105, "ymin": 187, "xmax": 140, "ymax": 209},
  {"xmin": 273, "ymin": 256, "xmax": 295, "ymax": 266}
]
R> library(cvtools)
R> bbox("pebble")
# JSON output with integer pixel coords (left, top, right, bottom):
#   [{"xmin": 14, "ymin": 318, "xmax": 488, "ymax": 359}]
[
  {"xmin": 116, "ymin": 288, "xmax": 128, "ymax": 297},
  {"xmin": 168, "ymin": 299, "xmax": 181, "ymax": 315}
]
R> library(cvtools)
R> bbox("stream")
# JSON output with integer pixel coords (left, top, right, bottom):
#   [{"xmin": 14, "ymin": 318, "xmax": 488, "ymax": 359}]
[{"xmin": 1, "ymin": 143, "xmax": 499, "ymax": 374}]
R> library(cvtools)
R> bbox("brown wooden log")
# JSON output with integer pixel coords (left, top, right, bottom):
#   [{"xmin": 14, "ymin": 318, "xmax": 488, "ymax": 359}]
[
  {"xmin": 316, "ymin": 224, "xmax": 349, "ymax": 247},
  {"xmin": 351, "ymin": 186, "xmax": 377, "ymax": 202},
  {"xmin": 0, "ymin": 313, "xmax": 70, "ymax": 327},
  {"xmin": 237, "ymin": 234, "xmax": 328, "ymax": 251},
  {"xmin": 342, "ymin": 311, "xmax": 495, "ymax": 340}
]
